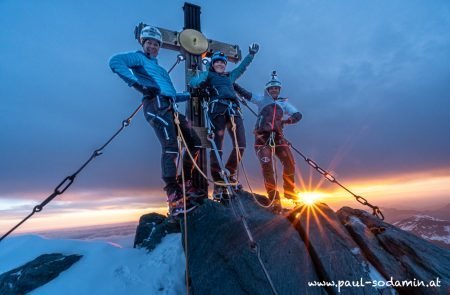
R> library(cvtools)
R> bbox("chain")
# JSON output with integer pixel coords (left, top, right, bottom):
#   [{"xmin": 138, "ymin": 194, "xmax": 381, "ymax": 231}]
[
  {"xmin": 0, "ymin": 55, "xmax": 186, "ymax": 243},
  {"xmin": 0, "ymin": 103, "xmax": 143, "ymax": 243},
  {"xmin": 176, "ymin": 125, "xmax": 191, "ymax": 295},
  {"xmin": 236, "ymin": 95, "xmax": 384, "ymax": 220},
  {"xmin": 285, "ymin": 140, "xmax": 384, "ymax": 220}
]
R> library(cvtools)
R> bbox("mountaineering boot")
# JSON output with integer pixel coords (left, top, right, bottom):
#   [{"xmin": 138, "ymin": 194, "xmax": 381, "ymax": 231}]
[
  {"xmin": 269, "ymin": 190, "xmax": 282, "ymax": 214},
  {"xmin": 284, "ymin": 190, "xmax": 298, "ymax": 200},
  {"xmin": 220, "ymin": 186, "xmax": 233, "ymax": 206},
  {"xmin": 229, "ymin": 174, "xmax": 243, "ymax": 192},
  {"xmin": 272, "ymin": 198, "xmax": 282, "ymax": 214},
  {"xmin": 212, "ymin": 184, "xmax": 224, "ymax": 201},
  {"xmin": 183, "ymin": 179, "xmax": 207, "ymax": 204},
  {"xmin": 166, "ymin": 186, "xmax": 197, "ymax": 218},
  {"xmin": 213, "ymin": 184, "xmax": 232, "ymax": 205}
]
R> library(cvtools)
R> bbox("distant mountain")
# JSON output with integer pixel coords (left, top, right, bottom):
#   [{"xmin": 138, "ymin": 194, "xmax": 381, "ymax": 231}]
[
  {"xmin": 381, "ymin": 203, "xmax": 450, "ymax": 223},
  {"xmin": 380, "ymin": 207, "xmax": 421, "ymax": 223},
  {"xmin": 428, "ymin": 203, "xmax": 450, "ymax": 220},
  {"xmin": 394, "ymin": 215, "xmax": 450, "ymax": 249}
]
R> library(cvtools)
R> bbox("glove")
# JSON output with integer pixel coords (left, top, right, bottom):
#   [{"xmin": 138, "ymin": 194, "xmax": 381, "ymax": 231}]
[
  {"xmin": 132, "ymin": 83, "xmax": 160, "ymax": 96},
  {"xmin": 233, "ymin": 83, "xmax": 252, "ymax": 100},
  {"xmin": 249, "ymin": 42, "xmax": 259, "ymax": 55}
]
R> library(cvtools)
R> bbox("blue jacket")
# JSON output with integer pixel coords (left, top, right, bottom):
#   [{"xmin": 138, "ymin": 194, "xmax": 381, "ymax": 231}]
[
  {"xmin": 109, "ymin": 51, "xmax": 189, "ymax": 102},
  {"xmin": 189, "ymin": 53, "xmax": 254, "ymax": 102}
]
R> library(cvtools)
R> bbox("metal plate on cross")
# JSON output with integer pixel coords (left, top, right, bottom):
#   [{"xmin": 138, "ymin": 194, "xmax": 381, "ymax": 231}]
[{"xmin": 178, "ymin": 29, "xmax": 208, "ymax": 55}]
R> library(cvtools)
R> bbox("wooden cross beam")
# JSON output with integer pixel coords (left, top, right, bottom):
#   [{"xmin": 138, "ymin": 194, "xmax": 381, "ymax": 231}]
[{"xmin": 158, "ymin": 26, "xmax": 242, "ymax": 63}]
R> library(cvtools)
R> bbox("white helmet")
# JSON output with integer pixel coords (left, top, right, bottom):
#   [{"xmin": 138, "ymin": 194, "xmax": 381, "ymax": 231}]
[
  {"xmin": 265, "ymin": 71, "xmax": 282, "ymax": 89},
  {"xmin": 140, "ymin": 26, "xmax": 162, "ymax": 45}
]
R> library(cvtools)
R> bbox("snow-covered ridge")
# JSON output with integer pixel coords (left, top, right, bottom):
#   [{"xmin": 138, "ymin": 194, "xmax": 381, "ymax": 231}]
[
  {"xmin": 0, "ymin": 234, "xmax": 186, "ymax": 294},
  {"xmin": 413, "ymin": 214, "xmax": 446, "ymax": 222}
]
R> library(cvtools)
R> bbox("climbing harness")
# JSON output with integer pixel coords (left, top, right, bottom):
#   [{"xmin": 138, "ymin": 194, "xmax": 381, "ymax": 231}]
[
  {"xmin": 0, "ymin": 55, "xmax": 186, "ymax": 243},
  {"xmin": 236, "ymin": 95, "xmax": 385, "ymax": 220}
]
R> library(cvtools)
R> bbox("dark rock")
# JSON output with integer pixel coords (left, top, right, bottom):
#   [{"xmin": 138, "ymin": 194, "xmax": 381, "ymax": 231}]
[
  {"xmin": 288, "ymin": 202, "xmax": 387, "ymax": 295},
  {"xmin": 337, "ymin": 207, "xmax": 450, "ymax": 295},
  {"xmin": 0, "ymin": 253, "xmax": 81, "ymax": 295},
  {"xmin": 134, "ymin": 212, "xmax": 181, "ymax": 251},
  {"xmin": 182, "ymin": 192, "xmax": 325, "ymax": 295},
  {"xmin": 133, "ymin": 195, "xmax": 448, "ymax": 295}
]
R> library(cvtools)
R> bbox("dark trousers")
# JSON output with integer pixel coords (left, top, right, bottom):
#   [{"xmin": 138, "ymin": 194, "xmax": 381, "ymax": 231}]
[
  {"xmin": 254, "ymin": 132, "xmax": 295, "ymax": 197},
  {"xmin": 143, "ymin": 97, "xmax": 201, "ymax": 189},
  {"xmin": 209, "ymin": 113, "xmax": 246, "ymax": 181}
]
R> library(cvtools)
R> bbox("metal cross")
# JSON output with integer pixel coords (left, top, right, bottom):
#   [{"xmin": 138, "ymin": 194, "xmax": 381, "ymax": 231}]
[{"xmin": 156, "ymin": 2, "xmax": 242, "ymax": 191}]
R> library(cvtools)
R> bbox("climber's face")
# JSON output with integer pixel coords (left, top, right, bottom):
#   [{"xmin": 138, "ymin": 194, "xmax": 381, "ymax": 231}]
[
  {"xmin": 142, "ymin": 39, "xmax": 161, "ymax": 58},
  {"xmin": 212, "ymin": 60, "xmax": 226, "ymax": 74},
  {"xmin": 267, "ymin": 86, "xmax": 280, "ymax": 99}
]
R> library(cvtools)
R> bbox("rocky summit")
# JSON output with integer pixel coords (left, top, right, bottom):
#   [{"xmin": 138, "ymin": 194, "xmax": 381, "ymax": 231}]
[{"xmin": 135, "ymin": 191, "xmax": 450, "ymax": 295}]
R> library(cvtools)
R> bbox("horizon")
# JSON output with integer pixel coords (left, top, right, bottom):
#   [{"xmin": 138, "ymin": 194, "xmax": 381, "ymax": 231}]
[{"xmin": 1, "ymin": 0, "xmax": 449, "ymax": 234}]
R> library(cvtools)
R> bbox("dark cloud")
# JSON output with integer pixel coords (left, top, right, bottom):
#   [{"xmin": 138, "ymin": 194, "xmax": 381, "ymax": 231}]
[{"xmin": 1, "ymin": 0, "xmax": 449, "ymax": 202}]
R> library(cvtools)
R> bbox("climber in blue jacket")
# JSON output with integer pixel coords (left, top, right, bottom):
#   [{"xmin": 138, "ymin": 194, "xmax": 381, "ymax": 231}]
[
  {"xmin": 109, "ymin": 25, "xmax": 203, "ymax": 217},
  {"xmin": 190, "ymin": 43, "xmax": 259, "ymax": 200}
]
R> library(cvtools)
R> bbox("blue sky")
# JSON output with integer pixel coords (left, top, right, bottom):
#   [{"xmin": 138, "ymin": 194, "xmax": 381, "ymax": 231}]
[{"xmin": 1, "ymin": 0, "xmax": 450, "ymax": 230}]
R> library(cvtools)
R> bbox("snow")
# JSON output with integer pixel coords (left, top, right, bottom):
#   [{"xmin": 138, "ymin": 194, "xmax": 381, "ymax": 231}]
[
  {"xmin": 421, "ymin": 232, "xmax": 450, "ymax": 244},
  {"xmin": 394, "ymin": 214, "xmax": 450, "ymax": 245},
  {"xmin": 367, "ymin": 264, "xmax": 397, "ymax": 295},
  {"xmin": 397, "ymin": 223, "xmax": 416, "ymax": 231},
  {"xmin": 350, "ymin": 247, "xmax": 361, "ymax": 255},
  {"xmin": 414, "ymin": 214, "xmax": 446, "ymax": 222},
  {"xmin": 0, "ymin": 234, "xmax": 186, "ymax": 294},
  {"xmin": 348, "ymin": 216, "xmax": 366, "ymax": 228}
]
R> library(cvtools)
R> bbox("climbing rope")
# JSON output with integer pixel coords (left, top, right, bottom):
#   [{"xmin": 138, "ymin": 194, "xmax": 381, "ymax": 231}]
[
  {"xmin": 231, "ymin": 116, "xmax": 277, "ymax": 209},
  {"xmin": 226, "ymin": 115, "xmax": 279, "ymax": 294},
  {"xmin": 229, "ymin": 114, "xmax": 243, "ymax": 182},
  {"xmin": 173, "ymin": 106, "xmax": 238, "ymax": 187},
  {"xmin": 176, "ymin": 123, "xmax": 190, "ymax": 295},
  {"xmin": 269, "ymin": 131, "xmax": 281, "ymax": 207},
  {"xmin": 175, "ymin": 106, "xmax": 278, "ymax": 294}
]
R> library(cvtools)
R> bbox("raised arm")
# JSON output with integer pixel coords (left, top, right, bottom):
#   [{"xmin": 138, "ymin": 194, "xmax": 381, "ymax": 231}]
[{"xmin": 229, "ymin": 43, "xmax": 259, "ymax": 82}]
